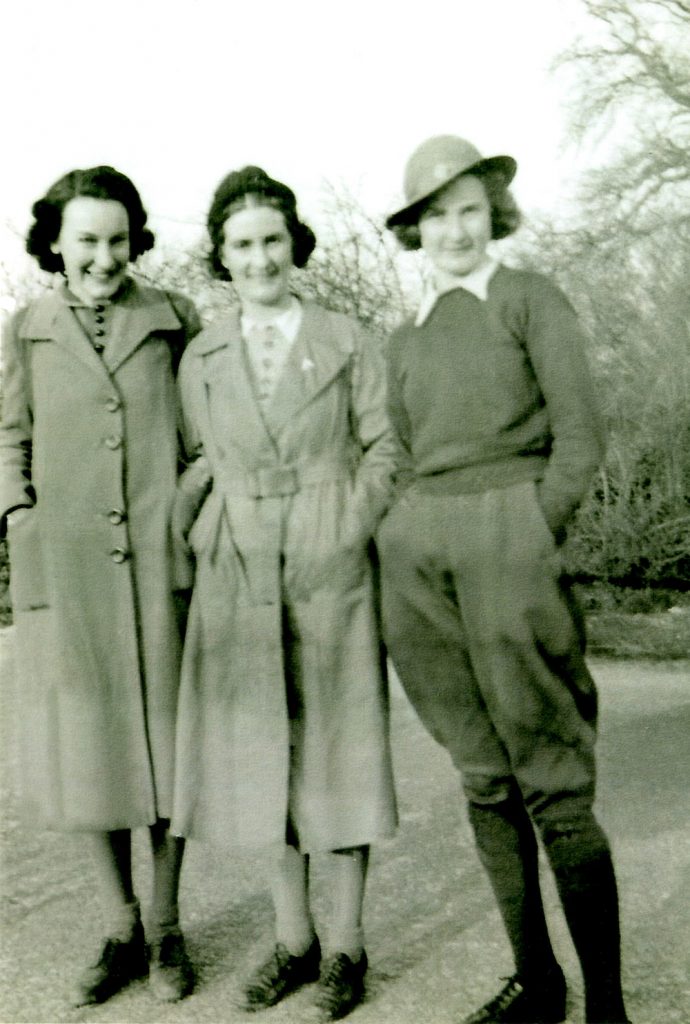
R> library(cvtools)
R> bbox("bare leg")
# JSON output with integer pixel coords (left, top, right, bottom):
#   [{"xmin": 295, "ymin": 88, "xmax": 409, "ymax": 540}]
[
  {"xmin": 270, "ymin": 842, "xmax": 316, "ymax": 955},
  {"xmin": 316, "ymin": 845, "xmax": 370, "ymax": 1021},
  {"xmin": 76, "ymin": 830, "xmax": 147, "ymax": 1006},
  {"xmin": 87, "ymin": 829, "xmax": 140, "ymax": 937},
  {"xmin": 323, "ymin": 845, "xmax": 369, "ymax": 961},
  {"xmin": 148, "ymin": 818, "xmax": 185, "ymax": 940}
]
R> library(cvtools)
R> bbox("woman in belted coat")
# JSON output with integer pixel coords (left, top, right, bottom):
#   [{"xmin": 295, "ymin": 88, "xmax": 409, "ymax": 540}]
[
  {"xmin": 0, "ymin": 166, "xmax": 200, "ymax": 1006},
  {"xmin": 171, "ymin": 166, "xmax": 397, "ymax": 1020}
]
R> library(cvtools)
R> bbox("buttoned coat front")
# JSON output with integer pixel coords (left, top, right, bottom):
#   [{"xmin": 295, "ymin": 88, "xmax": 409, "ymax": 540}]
[
  {"xmin": 0, "ymin": 279, "xmax": 200, "ymax": 830},
  {"xmin": 171, "ymin": 303, "xmax": 399, "ymax": 852}
]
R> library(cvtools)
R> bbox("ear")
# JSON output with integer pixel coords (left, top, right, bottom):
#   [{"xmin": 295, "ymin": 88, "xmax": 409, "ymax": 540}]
[{"xmin": 50, "ymin": 239, "xmax": 61, "ymax": 255}]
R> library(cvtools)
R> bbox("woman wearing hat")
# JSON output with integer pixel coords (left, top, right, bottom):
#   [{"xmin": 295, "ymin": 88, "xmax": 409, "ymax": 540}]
[
  {"xmin": 378, "ymin": 137, "xmax": 630, "ymax": 1024},
  {"xmin": 171, "ymin": 167, "xmax": 397, "ymax": 1020}
]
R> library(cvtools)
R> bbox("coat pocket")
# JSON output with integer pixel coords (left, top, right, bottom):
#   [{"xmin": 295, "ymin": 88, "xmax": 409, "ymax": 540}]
[{"xmin": 7, "ymin": 508, "xmax": 50, "ymax": 611}]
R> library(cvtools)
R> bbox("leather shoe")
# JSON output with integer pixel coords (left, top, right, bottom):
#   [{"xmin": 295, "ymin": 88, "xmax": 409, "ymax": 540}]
[
  {"xmin": 243, "ymin": 937, "xmax": 321, "ymax": 1010},
  {"xmin": 315, "ymin": 951, "xmax": 368, "ymax": 1020},
  {"xmin": 74, "ymin": 920, "xmax": 148, "ymax": 1006},
  {"xmin": 149, "ymin": 929, "xmax": 195, "ymax": 1002},
  {"xmin": 462, "ymin": 967, "xmax": 567, "ymax": 1023}
]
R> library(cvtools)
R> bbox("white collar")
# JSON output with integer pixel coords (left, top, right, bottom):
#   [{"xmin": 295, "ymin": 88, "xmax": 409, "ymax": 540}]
[
  {"xmin": 415, "ymin": 259, "xmax": 499, "ymax": 326},
  {"xmin": 241, "ymin": 295, "xmax": 302, "ymax": 343}
]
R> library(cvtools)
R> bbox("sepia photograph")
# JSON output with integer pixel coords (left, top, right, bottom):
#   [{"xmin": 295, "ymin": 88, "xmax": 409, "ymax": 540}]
[{"xmin": 1, "ymin": 2, "xmax": 689, "ymax": 1022}]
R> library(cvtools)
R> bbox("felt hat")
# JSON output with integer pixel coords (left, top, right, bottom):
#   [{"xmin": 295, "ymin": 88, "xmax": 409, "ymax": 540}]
[{"xmin": 386, "ymin": 136, "xmax": 517, "ymax": 228}]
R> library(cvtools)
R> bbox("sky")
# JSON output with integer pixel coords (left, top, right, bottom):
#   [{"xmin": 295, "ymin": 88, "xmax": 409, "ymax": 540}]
[{"xmin": 1, "ymin": 0, "xmax": 593, "ymax": 265}]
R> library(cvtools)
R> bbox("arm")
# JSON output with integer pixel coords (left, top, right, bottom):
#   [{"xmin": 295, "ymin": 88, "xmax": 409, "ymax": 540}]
[
  {"xmin": 171, "ymin": 345, "xmax": 212, "ymax": 587},
  {"xmin": 524, "ymin": 276, "xmax": 605, "ymax": 538},
  {"xmin": 339, "ymin": 323, "xmax": 401, "ymax": 547},
  {"xmin": 0, "ymin": 311, "xmax": 36, "ymax": 535},
  {"xmin": 385, "ymin": 331, "xmax": 415, "ymax": 495}
]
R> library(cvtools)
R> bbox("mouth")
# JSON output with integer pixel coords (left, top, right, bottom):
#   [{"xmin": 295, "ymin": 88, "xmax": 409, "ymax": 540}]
[{"xmin": 88, "ymin": 270, "xmax": 121, "ymax": 282}]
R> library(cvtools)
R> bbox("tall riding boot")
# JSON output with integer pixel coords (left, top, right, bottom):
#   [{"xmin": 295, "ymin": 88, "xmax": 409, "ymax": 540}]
[
  {"xmin": 465, "ymin": 791, "xmax": 566, "ymax": 1023},
  {"xmin": 543, "ymin": 821, "xmax": 630, "ymax": 1024}
]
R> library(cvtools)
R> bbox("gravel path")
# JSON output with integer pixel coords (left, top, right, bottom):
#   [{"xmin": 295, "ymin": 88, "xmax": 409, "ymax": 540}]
[{"xmin": 1, "ymin": 629, "xmax": 689, "ymax": 1024}]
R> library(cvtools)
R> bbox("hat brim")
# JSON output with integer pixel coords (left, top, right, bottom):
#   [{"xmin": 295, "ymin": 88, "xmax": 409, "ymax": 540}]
[{"xmin": 385, "ymin": 154, "xmax": 517, "ymax": 229}]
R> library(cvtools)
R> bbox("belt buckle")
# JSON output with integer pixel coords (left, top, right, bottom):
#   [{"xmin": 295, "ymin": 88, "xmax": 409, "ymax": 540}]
[{"xmin": 251, "ymin": 466, "xmax": 299, "ymax": 497}]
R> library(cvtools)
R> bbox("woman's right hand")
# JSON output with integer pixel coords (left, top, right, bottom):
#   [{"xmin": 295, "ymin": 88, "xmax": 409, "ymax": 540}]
[{"xmin": 172, "ymin": 460, "xmax": 213, "ymax": 543}]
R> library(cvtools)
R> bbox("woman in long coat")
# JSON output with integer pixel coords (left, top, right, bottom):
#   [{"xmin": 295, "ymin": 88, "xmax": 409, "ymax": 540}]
[
  {"xmin": 171, "ymin": 166, "xmax": 397, "ymax": 1020},
  {"xmin": 0, "ymin": 166, "xmax": 200, "ymax": 1006}
]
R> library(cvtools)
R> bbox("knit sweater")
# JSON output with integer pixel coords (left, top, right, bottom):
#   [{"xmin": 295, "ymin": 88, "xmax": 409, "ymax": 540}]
[{"xmin": 387, "ymin": 265, "xmax": 605, "ymax": 535}]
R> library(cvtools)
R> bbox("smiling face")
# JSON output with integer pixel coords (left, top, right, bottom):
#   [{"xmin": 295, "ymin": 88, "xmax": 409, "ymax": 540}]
[
  {"xmin": 418, "ymin": 174, "xmax": 492, "ymax": 282},
  {"xmin": 220, "ymin": 199, "xmax": 294, "ymax": 316},
  {"xmin": 50, "ymin": 197, "xmax": 131, "ymax": 304}
]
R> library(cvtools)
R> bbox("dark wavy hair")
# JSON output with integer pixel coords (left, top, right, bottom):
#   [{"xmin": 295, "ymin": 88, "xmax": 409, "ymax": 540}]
[
  {"xmin": 26, "ymin": 166, "xmax": 155, "ymax": 273},
  {"xmin": 206, "ymin": 166, "xmax": 317, "ymax": 281},
  {"xmin": 390, "ymin": 169, "xmax": 521, "ymax": 251}
]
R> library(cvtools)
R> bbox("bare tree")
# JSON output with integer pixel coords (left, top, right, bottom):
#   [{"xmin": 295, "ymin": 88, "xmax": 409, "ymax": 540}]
[{"xmin": 557, "ymin": 0, "xmax": 690, "ymax": 238}]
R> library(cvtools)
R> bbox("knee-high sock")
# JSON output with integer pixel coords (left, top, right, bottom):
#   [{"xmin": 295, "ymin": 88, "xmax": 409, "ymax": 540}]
[
  {"xmin": 148, "ymin": 819, "xmax": 186, "ymax": 940},
  {"xmin": 87, "ymin": 830, "xmax": 140, "ymax": 939},
  {"xmin": 543, "ymin": 820, "xmax": 628, "ymax": 1023},
  {"xmin": 468, "ymin": 792, "xmax": 560, "ymax": 980},
  {"xmin": 323, "ymin": 845, "xmax": 369, "ymax": 960},
  {"xmin": 269, "ymin": 843, "xmax": 316, "ymax": 956}
]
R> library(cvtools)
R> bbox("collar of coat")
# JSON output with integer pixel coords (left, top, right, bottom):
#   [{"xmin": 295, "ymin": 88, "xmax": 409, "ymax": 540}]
[
  {"xmin": 17, "ymin": 277, "xmax": 184, "ymax": 376},
  {"xmin": 185, "ymin": 301, "xmax": 357, "ymax": 439}
]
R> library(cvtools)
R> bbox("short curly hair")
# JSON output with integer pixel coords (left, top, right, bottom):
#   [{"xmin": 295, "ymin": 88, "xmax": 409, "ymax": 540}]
[
  {"xmin": 26, "ymin": 166, "xmax": 155, "ymax": 273},
  {"xmin": 390, "ymin": 169, "xmax": 521, "ymax": 251},
  {"xmin": 206, "ymin": 166, "xmax": 316, "ymax": 281}
]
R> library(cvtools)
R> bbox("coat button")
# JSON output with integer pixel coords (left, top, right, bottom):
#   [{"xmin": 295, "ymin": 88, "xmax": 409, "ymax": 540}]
[
  {"xmin": 104, "ymin": 435, "xmax": 122, "ymax": 450},
  {"xmin": 110, "ymin": 548, "xmax": 129, "ymax": 563},
  {"xmin": 94, "ymin": 314, "xmax": 105, "ymax": 324},
  {"xmin": 93, "ymin": 341, "xmax": 105, "ymax": 353},
  {"xmin": 105, "ymin": 396, "xmax": 121, "ymax": 412},
  {"xmin": 108, "ymin": 508, "xmax": 126, "ymax": 525}
]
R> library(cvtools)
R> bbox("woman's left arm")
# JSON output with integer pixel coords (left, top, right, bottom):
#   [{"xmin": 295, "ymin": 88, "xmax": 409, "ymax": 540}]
[{"xmin": 524, "ymin": 276, "xmax": 606, "ymax": 539}]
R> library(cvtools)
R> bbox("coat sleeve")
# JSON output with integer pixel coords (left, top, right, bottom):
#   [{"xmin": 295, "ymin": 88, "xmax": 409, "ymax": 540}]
[
  {"xmin": 339, "ymin": 323, "xmax": 401, "ymax": 547},
  {"xmin": 523, "ymin": 275, "xmax": 606, "ymax": 538},
  {"xmin": 167, "ymin": 290, "xmax": 203, "ymax": 374},
  {"xmin": 0, "ymin": 310, "xmax": 36, "ymax": 533},
  {"xmin": 170, "ymin": 343, "xmax": 213, "ymax": 587}
]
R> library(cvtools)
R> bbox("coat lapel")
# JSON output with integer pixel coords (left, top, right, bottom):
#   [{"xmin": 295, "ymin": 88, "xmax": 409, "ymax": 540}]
[
  {"xmin": 17, "ymin": 279, "xmax": 183, "ymax": 379},
  {"xmin": 103, "ymin": 280, "xmax": 182, "ymax": 374},
  {"xmin": 196, "ymin": 311, "xmax": 278, "ymax": 459},
  {"xmin": 264, "ymin": 303, "xmax": 350, "ymax": 435},
  {"xmin": 18, "ymin": 290, "xmax": 106, "ymax": 378}
]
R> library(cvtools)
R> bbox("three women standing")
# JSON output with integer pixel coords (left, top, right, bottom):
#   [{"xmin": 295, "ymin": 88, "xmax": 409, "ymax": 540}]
[
  {"xmin": 171, "ymin": 166, "xmax": 397, "ymax": 1020},
  {"xmin": 0, "ymin": 166, "xmax": 199, "ymax": 1005},
  {"xmin": 379, "ymin": 136, "xmax": 630, "ymax": 1024}
]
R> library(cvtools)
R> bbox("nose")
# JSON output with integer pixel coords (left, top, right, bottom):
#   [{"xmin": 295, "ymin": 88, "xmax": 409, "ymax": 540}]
[
  {"xmin": 94, "ymin": 241, "xmax": 117, "ymax": 269},
  {"xmin": 447, "ymin": 215, "xmax": 470, "ymax": 243},
  {"xmin": 249, "ymin": 243, "xmax": 273, "ymax": 272}
]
